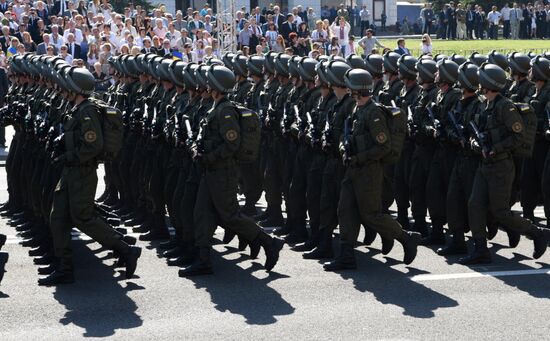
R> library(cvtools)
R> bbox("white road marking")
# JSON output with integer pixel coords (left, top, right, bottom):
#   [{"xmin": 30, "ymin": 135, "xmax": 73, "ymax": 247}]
[{"xmin": 411, "ymin": 268, "xmax": 550, "ymax": 282}]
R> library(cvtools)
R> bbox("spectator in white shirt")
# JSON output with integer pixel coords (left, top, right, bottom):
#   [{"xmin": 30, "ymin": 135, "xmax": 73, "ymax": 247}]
[
  {"xmin": 420, "ymin": 34, "xmax": 433, "ymax": 55},
  {"xmin": 487, "ymin": 6, "xmax": 502, "ymax": 39},
  {"xmin": 153, "ymin": 18, "xmax": 167, "ymax": 39},
  {"xmin": 166, "ymin": 23, "xmax": 181, "ymax": 48},
  {"xmin": 330, "ymin": 16, "xmax": 351, "ymax": 55},
  {"xmin": 63, "ymin": 20, "xmax": 84, "ymax": 44},
  {"xmin": 50, "ymin": 25, "xmax": 65, "ymax": 50}
]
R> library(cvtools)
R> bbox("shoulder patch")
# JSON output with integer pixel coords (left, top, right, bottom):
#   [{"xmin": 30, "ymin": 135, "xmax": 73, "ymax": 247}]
[
  {"xmin": 84, "ymin": 130, "xmax": 97, "ymax": 143},
  {"xmin": 376, "ymin": 132, "xmax": 387, "ymax": 144},
  {"xmin": 225, "ymin": 129, "xmax": 238, "ymax": 142},
  {"xmin": 515, "ymin": 103, "xmax": 530, "ymax": 111},
  {"xmin": 512, "ymin": 122, "xmax": 523, "ymax": 133}
]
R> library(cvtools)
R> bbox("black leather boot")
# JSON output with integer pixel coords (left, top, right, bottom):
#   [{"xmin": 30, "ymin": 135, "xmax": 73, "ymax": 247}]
[
  {"xmin": 0, "ymin": 234, "xmax": 6, "ymax": 250},
  {"xmin": 178, "ymin": 248, "xmax": 213, "ymax": 276},
  {"xmin": 222, "ymin": 229, "xmax": 236, "ymax": 244},
  {"xmin": 114, "ymin": 240, "xmax": 142, "ymax": 279},
  {"xmin": 527, "ymin": 227, "xmax": 547, "ymax": 259},
  {"xmin": 397, "ymin": 231, "xmax": 422, "ymax": 265},
  {"xmin": 397, "ymin": 209, "xmax": 411, "ymax": 230},
  {"xmin": 437, "ymin": 233, "xmax": 468, "ymax": 256},
  {"xmin": 38, "ymin": 259, "xmax": 74, "ymax": 286},
  {"xmin": 254, "ymin": 231, "xmax": 284, "ymax": 272},
  {"xmin": 323, "ymin": 243, "xmax": 356, "ymax": 271},
  {"xmin": 459, "ymin": 238, "xmax": 491, "ymax": 265},
  {"xmin": 363, "ymin": 226, "xmax": 377, "ymax": 245},
  {"xmin": 303, "ymin": 229, "xmax": 334, "ymax": 260},
  {"xmin": 0, "ymin": 252, "xmax": 8, "ymax": 283},
  {"xmin": 381, "ymin": 237, "xmax": 395, "ymax": 255},
  {"xmin": 506, "ymin": 229, "xmax": 520, "ymax": 248}
]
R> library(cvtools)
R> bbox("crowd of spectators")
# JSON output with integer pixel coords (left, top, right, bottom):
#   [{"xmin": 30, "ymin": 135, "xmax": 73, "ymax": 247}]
[
  {"xmin": 419, "ymin": 1, "xmax": 550, "ymax": 40},
  {"xmin": 1, "ymin": 0, "xmax": 548, "ymax": 88}
]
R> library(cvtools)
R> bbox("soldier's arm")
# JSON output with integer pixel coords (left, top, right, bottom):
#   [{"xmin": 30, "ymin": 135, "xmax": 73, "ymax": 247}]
[
  {"xmin": 492, "ymin": 100, "xmax": 523, "ymax": 153},
  {"xmin": 204, "ymin": 106, "xmax": 241, "ymax": 163},
  {"xmin": 356, "ymin": 108, "xmax": 391, "ymax": 162},
  {"xmin": 66, "ymin": 106, "xmax": 104, "ymax": 164}
]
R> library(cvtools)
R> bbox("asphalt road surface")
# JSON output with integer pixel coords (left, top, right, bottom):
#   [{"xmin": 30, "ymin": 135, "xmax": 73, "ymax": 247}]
[{"xmin": 1, "ymin": 128, "xmax": 550, "ymax": 340}]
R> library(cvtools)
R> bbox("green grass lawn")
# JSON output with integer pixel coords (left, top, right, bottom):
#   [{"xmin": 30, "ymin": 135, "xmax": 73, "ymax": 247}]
[{"xmin": 375, "ymin": 39, "xmax": 549, "ymax": 56}]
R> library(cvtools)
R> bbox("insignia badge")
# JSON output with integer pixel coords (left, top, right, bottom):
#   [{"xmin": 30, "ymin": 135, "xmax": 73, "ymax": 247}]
[
  {"xmin": 84, "ymin": 130, "xmax": 97, "ymax": 143},
  {"xmin": 225, "ymin": 130, "xmax": 238, "ymax": 142},
  {"xmin": 376, "ymin": 132, "xmax": 387, "ymax": 144},
  {"xmin": 512, "ymin": 122, "xmax": 523, "ymax": 133}
]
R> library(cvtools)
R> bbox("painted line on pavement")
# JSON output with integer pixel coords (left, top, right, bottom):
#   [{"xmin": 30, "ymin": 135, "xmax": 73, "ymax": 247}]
[{"xmin": 410, "ymin": 268, "xmax": 550, "ymax": 282}]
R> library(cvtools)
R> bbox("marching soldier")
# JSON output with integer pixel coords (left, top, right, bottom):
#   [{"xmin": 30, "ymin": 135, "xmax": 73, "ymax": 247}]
[
  {"xmin": 324, "ymin": 68, "xmax": 421, "ymax": 271},
  {"xmin": 178, "ymin": 65, "xmax": 284, "ymax": 276},
  {"xmin": 437, "ymin": 62, "xmax": 482, "ymax": 256},
  {"xmin": 460, "ymin": 63, "xmax": 547, "ymax": 264}
]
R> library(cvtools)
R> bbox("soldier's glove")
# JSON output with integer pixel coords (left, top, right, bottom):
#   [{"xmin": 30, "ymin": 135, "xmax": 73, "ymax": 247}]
[
  {"xmin": 470, "ymin": 139, "xmax": 481, "ymax": 153},
  {"xmin": 483, "ymin": 148, "xmax": 496, "ymax": 160},
  {"xmin": 192, "ymin": 150, "xmax": 203, "ymax": 163},
  {"xmin": 545, "ymin": 129, "xmax": 550, "ymax": 141}
]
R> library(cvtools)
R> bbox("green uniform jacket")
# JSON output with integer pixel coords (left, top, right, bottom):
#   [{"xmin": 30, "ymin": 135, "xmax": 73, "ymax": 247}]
[
  {"xmin": 200, "ymin": 97, "xmax": 241, "ymax": 167},
  {"xmin": 344, "ymin": 99, "xmax": 391, "ymax": 165},
  {"xmin": 480, "ymin": 94, "xmax": 525, "ymax": 158},
  {"xmin": 64, "ymin": 99, "xmax": 104, "ymax": 165}
]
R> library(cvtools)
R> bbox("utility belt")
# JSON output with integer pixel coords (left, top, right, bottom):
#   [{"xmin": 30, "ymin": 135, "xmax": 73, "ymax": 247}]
[
  {"xmin": 202, "ymin": 158, "xmax": 236, "ymax": 172},
  {"xmin": 482, "ymin": 152, "xmax": 511, "ymax": 164},
  {"xmin": 65, "ymin": 161, "xmax": 98, "ymax": 168}
]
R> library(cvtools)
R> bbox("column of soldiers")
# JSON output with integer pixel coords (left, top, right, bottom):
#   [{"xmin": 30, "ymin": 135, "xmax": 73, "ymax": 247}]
[{"xmin": 0, "ymin": 48, "xmax": 549, "ymax": 286}]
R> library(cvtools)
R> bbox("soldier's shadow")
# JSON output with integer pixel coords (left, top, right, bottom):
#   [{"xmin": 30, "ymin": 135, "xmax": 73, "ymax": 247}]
[
  {"xmin": 186, "ymin": 250, "xmax": 295, "ymax": 325},
  {"xmin": 52, "ymin": 242, "xmax": 143, "ymax": 337},
  {"xmin": 466, "ymin": 242, "xmax": 550, "ymax": 299},
  {"xmin": 337, "ymin": 246, "xmax": 459, "ymax": 319}
]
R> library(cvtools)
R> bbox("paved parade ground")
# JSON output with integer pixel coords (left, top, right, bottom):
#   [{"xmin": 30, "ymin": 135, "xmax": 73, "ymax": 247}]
[{"xmin": 1, "ymin": 125, "xmax": 550, "ymax": 340}]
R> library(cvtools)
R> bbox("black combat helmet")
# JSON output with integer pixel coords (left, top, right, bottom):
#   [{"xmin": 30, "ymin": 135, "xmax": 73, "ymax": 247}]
[
  {"xmin": 344, "ymin": 68, "xmax": 373, "ymax": 93},
  {"xmin": 147, "ymin": 55, "xmax": 164, "ymax": 78},
  {"xmin": 264, "ymin": 51, "xmax": 277, "ymax": 74},
  {"xmin": 274, "ymin": 53, "xmax": 291, "ymax": 77},
  {"xmin": 325, "ymin": 60, "xmax": 351, "ymax": 88},
  {"xmin": 478, "ymin": 63, "xmax": 507, "ymax": 91},
  {"xmin": 328, "ymin": 55, "xmax": 346, "ymax": 62},
  {"xmin": 157, "ymin": 57, "xmax": 173, "ymax": 81},
  {"xmin": 346, "ymin": 54, "xmax": 366, "ymax": 69},
  {"xmin": 125, "ymin": 55, "xmax": 141, "ymax": 78},
  {"xmin": 449, "ymin": 54, "xmax": 467, "ymax": 66},
  {"xmin": 247, "ymin": 55, "xmax": 265, "ymax": 77},
  {"xmin": 416, "ymin": 58, "xmax": 437, "ymax": 84},
  {"xmin": 437, "ymin": 59, "xmax": 459, "ymax": 84},
  {"xmin": 364, "ymin": 54, "xmax": 384, "ymax": 77},
  {"xmin": 288, "ymin": 55, "xmax": 303, "ymax": 78},
  {"xmin": 168, "ymin": 60, "xmax": 186, "ymax": 87},
  {"xmin": 64, "ymin": 66, "xmax": 95, "ymax": 95},
  {"xmin": 315, "ymin": 60, "xmax": 329, "ymax": 85},
  {"xmin": 383, "ymin": 51, "xmax": 400, "ymax": 74},
  {"xmin": 232, "ymin": 53, "xmax": 249, "ymax": 77},
  {"xmin": 487, "ymin": 50, "xmax": 509, "ymax": 71},
  {"xmin": 298, "ymin": 57, "xmax": 317, "ymax": 82},
  {"xmin": 222, "ymin": 52, "xmax": 237, "ymax": 70},
  {"xmin": 205, "ymin": 58, "xmax": 224, "ymax": 66},
  {"xmin": 530, "ymin": 56, "xmax": 550, "ymax": 81},
  {"xmin": 457, "ymin": 61, "xmax": 480, "ymax": 91},
  {"xmin": 469, "ymin": 52, "xmax": 487, "ymax": 67},
  {"xmin": 195, "ymin": 64, "xmax": 209, "ymax": 89},
  {"xmin": 182, "ymin": 62, "xmax": 199, "ymax": 90},
  {"xmin": 398, "ymin": 55, "xmax": 418, "ymax": 80},
  {"xmin": 508, "ymin": 52, "xmax": 531, "ymax": 76},
  {"xmin": 433, "ymin": 54, "xmax": 448, "ymax": 63},
  {"xmin": 206, "ymin": 64, "xmax": 236, "ymax": 93}
]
